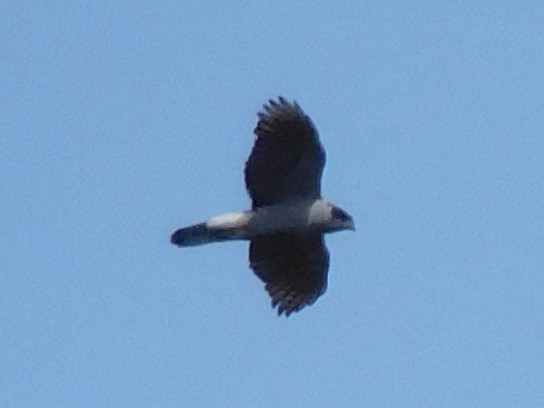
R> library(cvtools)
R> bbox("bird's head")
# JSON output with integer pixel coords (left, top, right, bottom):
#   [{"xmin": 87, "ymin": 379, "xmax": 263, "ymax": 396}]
[{"xmin": 327, "ymin": 205, "xmax": 355, "ymax": 233}]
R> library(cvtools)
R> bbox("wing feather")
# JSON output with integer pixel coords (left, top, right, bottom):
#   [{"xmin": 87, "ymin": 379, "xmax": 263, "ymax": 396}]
[
  {"xmin": 249, "ymin": 232, "xmax": 329, "ymax": 316},
  {"xmin": 245, "ymin": 97, "xmax": 326, "ymax": 208}
]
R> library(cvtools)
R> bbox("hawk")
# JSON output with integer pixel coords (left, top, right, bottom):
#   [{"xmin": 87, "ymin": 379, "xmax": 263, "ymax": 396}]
[{"xmin": 171, "ymin": 97, "xmax": 354, "ymax": 316}]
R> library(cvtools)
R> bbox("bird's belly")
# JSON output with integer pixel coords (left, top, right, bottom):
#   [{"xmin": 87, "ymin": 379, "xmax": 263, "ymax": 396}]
[{"xmin": 248, "ymin": 204, "xmax": 310, "ymax": 235}]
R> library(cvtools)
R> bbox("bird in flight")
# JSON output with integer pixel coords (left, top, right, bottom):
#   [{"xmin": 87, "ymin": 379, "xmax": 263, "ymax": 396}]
[{"xmin": 171, "ymin": 97, "xmax": 354, "ymax": 316}]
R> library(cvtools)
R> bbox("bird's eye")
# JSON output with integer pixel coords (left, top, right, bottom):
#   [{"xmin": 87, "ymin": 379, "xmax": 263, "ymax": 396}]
[{"xmin": 332, "ymin": 207, "xmax": 351, "ymax": 222}]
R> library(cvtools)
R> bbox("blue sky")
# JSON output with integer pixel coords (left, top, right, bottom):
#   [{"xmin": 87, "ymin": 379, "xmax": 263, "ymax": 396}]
[{"xmin": 2, "ymin": 1, "xmax": 544, "ymax": 406}]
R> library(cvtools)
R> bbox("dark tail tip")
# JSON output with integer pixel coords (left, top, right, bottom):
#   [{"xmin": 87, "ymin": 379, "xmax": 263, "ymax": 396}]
[
  {"xmin": 170, "ymin": 223, "xmax": 210, "ymax": 247},
  {"xmin": 170, "ymin": 229, "xmax": 184, "ymax": 246}
]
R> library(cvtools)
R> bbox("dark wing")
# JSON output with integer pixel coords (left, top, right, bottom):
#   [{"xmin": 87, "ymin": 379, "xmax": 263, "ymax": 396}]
[
  {"xmin": 245, "ymin": 97, "xmax": 326, "ymax": 208},
  {"xmin": 249, "ymin": 233, "xmax": 330, "ymax": 316}
]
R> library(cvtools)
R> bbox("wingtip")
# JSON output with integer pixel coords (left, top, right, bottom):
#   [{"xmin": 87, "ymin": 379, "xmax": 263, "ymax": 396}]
[
  {"xmin": 276, "ymin": 304, "xmax": 292, "ymax": 317},
  {"xmin": 259, "ymin": 96, "xmax": 304, "ymax": 119}
]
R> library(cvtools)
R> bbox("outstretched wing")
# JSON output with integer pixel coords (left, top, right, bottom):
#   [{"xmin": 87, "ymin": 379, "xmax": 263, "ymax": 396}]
[
  {"xmin": 249, "ymin": 233, "xmax": 329, "ymax": 316},
  {"xmin": 245, "ymin": 97, "xmax": 326, "ymax": 208}
]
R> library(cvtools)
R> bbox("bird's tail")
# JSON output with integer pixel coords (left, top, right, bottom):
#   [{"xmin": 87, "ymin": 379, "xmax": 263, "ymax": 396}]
[{"xmin": 170, "ymin": 222, "xmax": 239, "ymax": 247}]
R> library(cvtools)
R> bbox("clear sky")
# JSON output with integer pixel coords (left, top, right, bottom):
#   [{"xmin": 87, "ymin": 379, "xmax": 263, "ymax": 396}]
[{"xmin": 2, "ymin": 1, "xmax": 544, "ymax": 407}]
